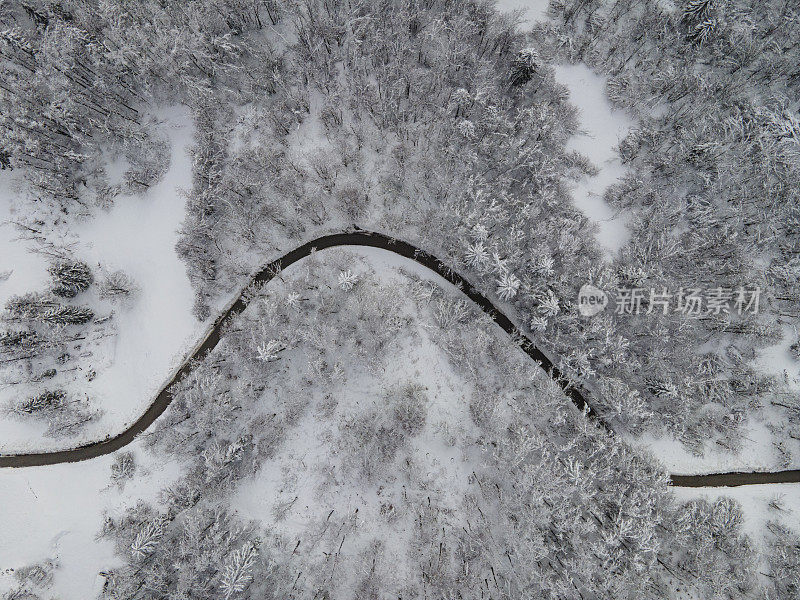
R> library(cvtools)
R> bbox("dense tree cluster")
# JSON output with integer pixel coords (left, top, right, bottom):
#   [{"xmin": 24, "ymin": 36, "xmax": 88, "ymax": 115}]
[
  {"xmin": 2, "ymin": 0, "xmax": 796, "ymax": 456},
  {"xmin": 0, "ymin": 0, "xmax": 277, "ymax": 214},
  {"xmin": 528, "ymin": 0, "xmax": 800, "ymax": 452},
  {"xmin": 765, "ymin": 518, "xmax": 800, "ymax": 599},
  {"xmin": 156, "ymin": 0, "xmax": 785, "ymax": 457},
  {"xmin": 1, "ymin": 559, "xmax": 57, "ymax": 600},
  {"xmin": 101, "ymin": 499, "xmax": 271, "ymax": 598}
]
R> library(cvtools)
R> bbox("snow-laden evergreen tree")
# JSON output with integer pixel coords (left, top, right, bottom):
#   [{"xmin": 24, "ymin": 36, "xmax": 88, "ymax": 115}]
[{"xmin": 48, "ymin": 260, "xmax": 93, "ymax": 298}]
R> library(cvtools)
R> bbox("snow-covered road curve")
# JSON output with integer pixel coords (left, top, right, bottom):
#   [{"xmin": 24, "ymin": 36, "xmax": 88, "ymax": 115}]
[{"xmin": 0, "ymin": 229, "xmax": 797, "ymax": 488}]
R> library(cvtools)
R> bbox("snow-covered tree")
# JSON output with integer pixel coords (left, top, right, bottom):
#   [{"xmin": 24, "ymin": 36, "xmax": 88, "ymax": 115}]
[
  {"xmin": 495, "ymin": 271, "xmax": 521, "ymax": 301},
  {"xmin": 130, "ymin": 521, "xmax": 163, "ymax": 558},
  {"xmin": 337, "ymin": 269, "xmax": 358, "ymax": 291},
  {"xmin": 255, "ymin": 339, "xmax": 284, "ymax": 362},
  {"xmin": 220, "ymin": 542, "xmax": 258, "ymax": 599},
  {"xmin": 48, "ymin": 260, "xmax": 93, "ymax": 298}
]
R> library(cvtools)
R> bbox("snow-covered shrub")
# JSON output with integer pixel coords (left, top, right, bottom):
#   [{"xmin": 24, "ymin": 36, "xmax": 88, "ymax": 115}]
[
  {"xmin": 306, "ymin": 149, "xmax": 339, "ymax": 190},
  {"xmin": 13, "ymin": 389, "xmax": 67, "ymax": 415},
  {"xmin": 220, "ymin": 542, "xmax": 259, "ymax": 599},
  {"xmin": 255, "ymin": 339, "xmax": 285, "ymax": 362},
  {"xmin": 765, "ymin": 521, "xmax": 800, "ymax": 599},
  {"xmin": 456, "ymin": 119, "xmax": 476, "ymax": 140},
  {"xmin": 790, "ymin": 336, "xmax": 800, "ymax": 361},
  {"xmin": 7, "ymin": 389, "xmax": 100, "ymax": 438},
  {"xmin": 130, "ymin": 520, "xmax": 163, "ymax": 558},
  {"xmin": 535, "ymin": 289, "xmax": 559, "ymax": 317},
  {"xmin": 432, "ymin": 296, "xmax": 470, "ymax": 329},
  {"xmin": 468, "ymin": 389, "xmax": 502, "ymax": 430},
  {"xmin": 201, "ymin": 437, "xmax": 257, "ymax": 488},
  {"xmin": 495, "ymin": 271, "xmax": 521, "ymax": 301},
  {"xmin": 43, "ymin": 304, "xmax": 95, "ymax": 326},
  {"xmin": 337, "ymin": 269, "xmax": 358, "ymax": 291},
  {"xmin": 13, "ymin": 561, "xmax": 56, "ymax": 588},
  {"xmin": 598, "ymin": 377, "xmax": 653, "ymax": 433},
  {"xmin": 320, "ymin": 101, "xmax": 344, "ymax": 130},
  {"xmin": 338, "ymin": 410, "xmax": 406, "ymax": 481},
  {"xmin": 390, "ymin": 382, "xmax": 428, "ymax": 437},
  {"xmin": 111, "ymin": 452, "xmax": 137, "ymax": 488},
  {"xmin": 464, "ymin": 240, "xmax": 489, "ymax": 269},
  {"xmin": 48, "ymin": 260, "xmax": 93, "ymax": 298},
  {"xmin": 123, "ymin": 132, "xmax": 170, "ymax": 193},
  {"xmin": 99, "ymin": 270, "xmax": 138, "ymax": 302},
  {"xmin": 0, "ymin": 329, "xmax": 36, "ymax": 351},
  {"xmin": 336, "ymin": 179, "xmax": 368, "ymax": 221},
  {"xmin": 669, "ymin": 498, "xmax": 757, "ymax": 598},
  {"xmin": 193, "ymin": 290, "xmax": 212, "ymax": 321}
]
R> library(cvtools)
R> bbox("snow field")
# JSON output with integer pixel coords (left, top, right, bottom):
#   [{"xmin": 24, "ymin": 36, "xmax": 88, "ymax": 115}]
[
  {"xmin": 0, "ymin": 441, "xmax": 184, "ymax": 599},
  {"xmin": 0, "ymin": 106, "xmax": 202, "ymax": 452}
]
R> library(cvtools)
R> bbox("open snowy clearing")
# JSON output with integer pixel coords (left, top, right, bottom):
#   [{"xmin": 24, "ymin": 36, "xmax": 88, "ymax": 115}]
[
  {"xmin": 0, "ymin": 107, "xmax": 207, "ymax": 453},
  {"xmin": 0, "ymin": 440, "xmax": 184, "ymax": 599},
  {"xmin": 496, "ymin": 0, "xmax": 550, "ymax": 26},
  {"xmin": 69, "ymin": 107, "xmax": 199, "ymax": 441},
  {"xmin": 552, "ymin": 62, "xmax": 634, "ymax": 258}
]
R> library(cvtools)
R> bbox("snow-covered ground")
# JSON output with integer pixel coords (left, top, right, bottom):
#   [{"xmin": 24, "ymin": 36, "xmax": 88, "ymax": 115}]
[
  {"xmin": 553, "ymin": 63, "xmax": 633, "ymax": 257},
  {"xmin": 0, "ymin": 176, "xmax": 72, "ymax": 451},
  {"xmin": 495, "ymin": 0, "xmax": 549, "ymax": 25},
  {"xmin": 71, "ymin": 106, "xmax": 199, "ymax": 441},
  {"xmin": 1, "ymin": 111, "xmax": 196, "ymax": 580},
  {"xmin": 0, "ymin": 173, "xmax": 50, "ymax": 309},
  {"xmin": 0, "ymin": 441, "xmax": 184, "ymax": 599}
]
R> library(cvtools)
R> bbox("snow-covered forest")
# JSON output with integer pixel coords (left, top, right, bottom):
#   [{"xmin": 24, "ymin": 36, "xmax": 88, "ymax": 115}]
[{"xmin": 1, "ymin": 0, "xmax": 799, "ymax": 598}]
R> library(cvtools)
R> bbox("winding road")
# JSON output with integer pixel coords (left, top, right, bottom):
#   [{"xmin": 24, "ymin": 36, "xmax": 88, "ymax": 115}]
[{"xmin": 1, "ymin": 230, "xmax": 798, "ymax": 488}]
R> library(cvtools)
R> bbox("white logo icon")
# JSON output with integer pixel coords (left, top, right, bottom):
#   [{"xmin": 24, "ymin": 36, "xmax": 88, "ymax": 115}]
[{"xmin": 578, "ymin": 284, "xmax": 608, "ymax": 317}]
